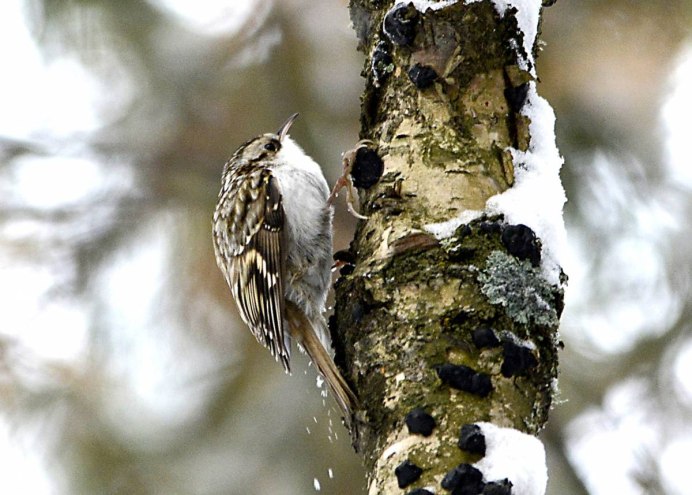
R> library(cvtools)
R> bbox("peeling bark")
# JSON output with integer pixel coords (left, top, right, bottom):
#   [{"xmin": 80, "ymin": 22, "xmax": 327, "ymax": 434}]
[{"xmin": 332, "ymin": 1, "xmax": 563, "ymax": 493}]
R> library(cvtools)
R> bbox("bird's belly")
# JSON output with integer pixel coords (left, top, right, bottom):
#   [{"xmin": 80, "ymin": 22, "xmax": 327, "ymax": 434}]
[{"xmin": 272, "ymin": 168, "xmax": 333, "ymax": 317}]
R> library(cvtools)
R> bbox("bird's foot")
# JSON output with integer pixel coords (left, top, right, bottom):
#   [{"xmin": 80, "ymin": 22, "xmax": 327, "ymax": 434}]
[{"xmin": 328, "ymin": 140, "xmax": 374, "ymax": 220}]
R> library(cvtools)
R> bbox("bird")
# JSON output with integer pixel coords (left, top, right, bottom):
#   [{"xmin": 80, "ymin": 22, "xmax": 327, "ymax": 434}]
[{"xmin": 212, "ymin": 113, "xmax": 357, "ymax": 418}]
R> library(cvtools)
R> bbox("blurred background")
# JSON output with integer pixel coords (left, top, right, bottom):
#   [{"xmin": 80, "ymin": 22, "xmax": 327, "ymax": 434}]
[{"xmin": 0, "ymin": 0, "xmax": 690, "ymax": 493}]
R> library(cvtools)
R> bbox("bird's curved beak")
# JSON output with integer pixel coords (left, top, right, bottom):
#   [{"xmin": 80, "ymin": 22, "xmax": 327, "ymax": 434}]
[{"xmin": 277, "ymin": 113, "xmax": 299, "ymax": 141}]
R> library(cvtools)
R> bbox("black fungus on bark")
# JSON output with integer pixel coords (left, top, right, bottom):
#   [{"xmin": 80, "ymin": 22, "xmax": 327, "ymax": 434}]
[
  {"xmin": 472, "ymin": 327, "xmax": 501, "ymax": 349},
  {"xmin": 480, "ymin": 221, "xmax": 502, "ymax": 234},
  {"xmin": 352, "ymin": 147, "xmax": 384, "ymax": 189},
  {"xmin": 405, "ymin": 408, "xmax": 436, "ymax": 437},
  {"xmin": 339, "ymin": 264, "xmax": 355, "ymax": 276},
  {"xmin": 501, "ymin": 224, "xmax": 541, "ymax": 267},
  {"xmin": 482, "ymin": 479, "xmax": 513, "ymax": 495},
  {"xmin": 501, "ymin": 341, "xmax": 538, "ymax": 377},
  {"xmin": 408, "ymin": 63, "xmax": 438, "ymax": 89},
  {"xmin": 383, "ymin": 2, "xmax": 419, "ymax": 46},
  {"xmin": 441, "ymin": 463, "xmax": 485, "ymax": 494},
  {"xmin": 395, "ymin": 460, "xmax": 424, "ymax": 489},
  {"xmin": 504, "ymin": 83, "xmax": 529, "ymax": 113},
  {"xmin": 451, "ymin": 310, "xmax": 470, "ymax": 326},
  {"xmin": 333, "ymin": 249, "xmax": 356, "ymax": 264},
  {"xmin": 436, "ymin": 363, "xmax": 493, "ymax": 397},
  {"xmin": 332, "ymin": 249, "xmax": 356, "ymax": 275},
  {"xmin": 458, "ymin": 424, "xmax": 486, "ymax": 455},
  {"xmin": 455, "ymin": 224, "xmax": 473, "ymax": 239}
]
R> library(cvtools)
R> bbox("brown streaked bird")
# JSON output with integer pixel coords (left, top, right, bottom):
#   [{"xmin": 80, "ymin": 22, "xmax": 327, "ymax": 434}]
[{"xmin": 212, "ymin": 113, "xmax": 357, "ymax": 418}]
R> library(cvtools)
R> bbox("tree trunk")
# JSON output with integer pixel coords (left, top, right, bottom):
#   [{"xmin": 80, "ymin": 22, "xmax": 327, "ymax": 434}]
[{"xmin": 332, "ymin": 1, "xmax": 565, "ymax": 493}]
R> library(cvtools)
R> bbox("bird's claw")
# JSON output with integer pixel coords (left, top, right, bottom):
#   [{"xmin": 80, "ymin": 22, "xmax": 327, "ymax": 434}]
[{"xmin": 329, "ymin": 140, "xmax": 374, "ymax": 220}]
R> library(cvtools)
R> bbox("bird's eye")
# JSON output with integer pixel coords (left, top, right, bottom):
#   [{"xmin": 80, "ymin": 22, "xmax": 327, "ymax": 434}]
[{"xmin": 264, "ymin": 141, "xmax": 278, "ymax": 152}]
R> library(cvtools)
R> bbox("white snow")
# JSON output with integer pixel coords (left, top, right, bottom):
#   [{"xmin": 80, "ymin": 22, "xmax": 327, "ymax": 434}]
[
  {"xmin": 474, "ymin": 422, "xmax": 547, "ymax": 495},
  {"xmin": 424, "ymin": 209, "xmax": 484, "ymax": 239},
  {"xmin": 485, "ymin": 83, "xmax": 567, "ymax": 286},
  {"xmin": 492, "ymin": 0, "xmax": 541, "ymax": 73},
  {"xmin": 497, "ymin": 330, "xmax": 537, "ymax": 350},
  {"xmin": 395, "ymin": 0, "xmax": 460, "ymax": 12},
  {"xmin": 465, "ymin": 0, "xmax": 542, "ymax": 73}
]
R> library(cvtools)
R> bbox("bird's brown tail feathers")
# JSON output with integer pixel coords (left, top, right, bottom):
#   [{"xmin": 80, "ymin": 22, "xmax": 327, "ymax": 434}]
[{"xmin": 286, "ymin": 303, "xmax": 358, "ymax": 420}]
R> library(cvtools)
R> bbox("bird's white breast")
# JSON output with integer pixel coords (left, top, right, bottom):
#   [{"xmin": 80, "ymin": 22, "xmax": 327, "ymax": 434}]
[{"xmin": 271, "ymin": 136, "xmax": 331, "ymax": 248}]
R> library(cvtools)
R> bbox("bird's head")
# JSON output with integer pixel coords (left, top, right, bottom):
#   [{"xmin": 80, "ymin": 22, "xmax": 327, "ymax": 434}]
[{"xmin": 234, "ymin": 113, "xmax": 299, "ymax": 163}]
